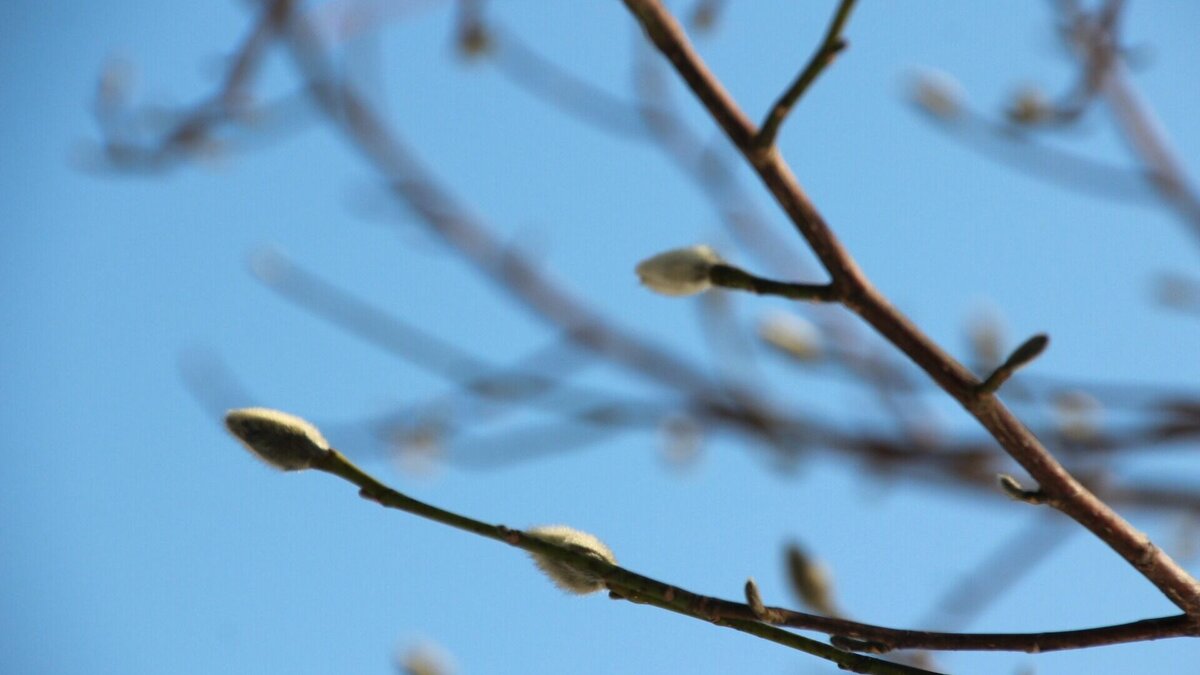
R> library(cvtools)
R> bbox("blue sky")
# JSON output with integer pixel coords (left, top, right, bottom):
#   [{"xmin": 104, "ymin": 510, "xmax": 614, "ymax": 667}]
[{"xmin": 3, "ymin": 1, "xmax": 1199, "ymax": 673}]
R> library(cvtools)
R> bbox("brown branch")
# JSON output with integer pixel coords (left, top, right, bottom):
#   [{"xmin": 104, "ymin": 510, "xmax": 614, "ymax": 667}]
[
  {"xmin": 619, "ymin": 0, "xmax": 1200, "ymax": 617},
  {"xmin": 708, "ymin": 264, "xmax": 839, "ymax": 302},
  {"xmin": 977, "ymin": 334, "xmax": 1050, "ymax": 395},
  {"xmin": 915, "ymin": 516, "xmax": 1074, "ymax": 631}
]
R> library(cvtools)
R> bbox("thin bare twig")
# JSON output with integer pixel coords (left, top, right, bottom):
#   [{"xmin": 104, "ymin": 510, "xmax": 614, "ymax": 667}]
[
  {"xmin": 755, "ymin": 0, "xmax": 858, "ymax": 150},
  {"xmin": 308, "ymin": 446, "xmax": 939, "ymax": 674},
  {"xmin": 977, "ymin": 334, "xmax": 1050, "ymax": 395}
]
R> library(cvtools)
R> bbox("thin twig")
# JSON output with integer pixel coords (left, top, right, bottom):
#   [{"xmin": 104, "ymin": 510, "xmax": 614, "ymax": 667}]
[
  {"xmin": 755, "ymin": 0, "xmax": 858, "ymax": 150},
  {"xmin": 309, "ymin": 448, "xmax": 940, "ymax": 674},
  {"xmin": 306, "ymin": 445, "xmax": 1196, "ymax": 655},
  {"xmin": 708, "ymin": 264, "xmax": 839, "ymax": 302},
  {"xmin": 977, "ymin": 334, "xmax": 1050, "ymax": 395}
]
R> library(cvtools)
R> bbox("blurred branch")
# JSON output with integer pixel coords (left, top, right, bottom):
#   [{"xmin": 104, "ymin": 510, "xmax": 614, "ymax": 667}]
[
  {"xmin": 1056, "ymin": 0, "xmax": 1200, "ymax": 246},
  {"xmin": 912, "ymin": 1, "xmax": 1200, "ymax": 248},
  {"xmin": 90, "ymin": 0, "xmax": 298, "ymax": 171},
  {"xmin": 908, "ymin": 91, "xmax": 1156, "ymax": 205},
  {"xmin": 917, "ymin": 516, "xmax": 1074, "ymax": 631}
]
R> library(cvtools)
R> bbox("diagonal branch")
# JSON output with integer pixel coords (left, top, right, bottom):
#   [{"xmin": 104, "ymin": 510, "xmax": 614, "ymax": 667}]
[{"xmin": 619, "ymin": 0, "xmax": 1200, "ymax": 618}]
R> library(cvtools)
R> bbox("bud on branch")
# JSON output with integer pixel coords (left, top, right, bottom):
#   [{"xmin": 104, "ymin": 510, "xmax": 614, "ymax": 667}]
[
  {"xmin": 225, "ymin": 407, "xmax": 332, "ymax": 471},
  {"xmin": 526, "ymin": 525, "xmax": 617, "ymax": 595}
]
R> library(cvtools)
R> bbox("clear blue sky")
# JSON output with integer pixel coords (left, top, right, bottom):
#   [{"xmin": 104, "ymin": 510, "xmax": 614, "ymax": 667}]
[{"xmin": 3, "ymin": 1, "xmax": 1199, "ymax": 673}]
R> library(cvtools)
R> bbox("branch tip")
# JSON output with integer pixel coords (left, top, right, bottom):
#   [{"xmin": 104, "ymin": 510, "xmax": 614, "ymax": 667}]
[
  {"xmin": 754, "ymin": 0, "xmax": 858, "ymax": 149},
  {"xmin": 977, "ymin": 333, "xmax": 1050, "ymax": 394},
  {"xmin": 998, "ymin": 474, "xmax": 1048, "ymax": 505}
]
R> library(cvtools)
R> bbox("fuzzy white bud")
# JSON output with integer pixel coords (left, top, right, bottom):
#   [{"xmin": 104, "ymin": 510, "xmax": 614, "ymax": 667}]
[
  {"xmin": 224, "ymin": 407, "xmax": 331, "ymax": 471},
  {"xmin": 526, "ymin": 525, "xmax": 616, "ymax": 595},
  {"xmin": 635, "ymin": 245, "xmax": 723, "ymax": 297}
]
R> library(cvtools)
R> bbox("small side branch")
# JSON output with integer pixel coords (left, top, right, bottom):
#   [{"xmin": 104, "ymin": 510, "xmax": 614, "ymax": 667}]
[
  {"xmin": 755, "ymin": 0, "xmax": 859, "ymax": 150},
  {"xmin": 998, "ymin": 474, "xmax": 1051, "ymax": 506},
  {"xmin": 709, "ymin": 263, "xmax": 840, "ymax": 302},
  {"xmin": 977, "ymin": 334, "xmax": 1049, "ymax": 395}
]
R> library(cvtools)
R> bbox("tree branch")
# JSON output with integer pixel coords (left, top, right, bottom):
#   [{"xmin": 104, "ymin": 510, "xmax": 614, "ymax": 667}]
[
  {"xmin": 977, "ymin": 334, "xmax": 1050, "ymax": 395},
  {"xmin": 619, "ymin": 0, "xmax": 1200, "ymax": 617}
]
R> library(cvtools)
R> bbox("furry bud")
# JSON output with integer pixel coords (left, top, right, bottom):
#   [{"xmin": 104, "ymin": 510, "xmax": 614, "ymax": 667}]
[
  {"xmin": 526, "ymin": 525, "xmax": 616, "ymax": 595},
  {"xmin": 225, "ymin": 407, "xmax": 331, "ymax": 471}
]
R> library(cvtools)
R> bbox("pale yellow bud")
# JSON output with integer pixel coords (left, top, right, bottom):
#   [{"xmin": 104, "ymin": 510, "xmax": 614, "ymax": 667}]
[
  {"xmin": 786, "ymin": 543, "xmax": 838, "ymax": 616},
  {"xmin": 224, "ymin": 407, "xmax": 331, "ymax": 471},
  {"xmin": 635, "ymin": 245, "xmax": 723, "ymax": 297},
  {"xmin": 526, "ymin": 525, "xmax": 616, "ymax": 595}
]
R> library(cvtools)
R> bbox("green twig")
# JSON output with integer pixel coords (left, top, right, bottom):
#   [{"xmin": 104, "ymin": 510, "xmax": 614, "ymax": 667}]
[
  {"xmin": 708, "ymin": 263, "xmax": 839, "ymax": 302},
  {"xmin": 755, "ymin": 0, "xmax": 859, "ymax": 150},
  {"xmin": 308, "ymin": 449, "xmax": 939, "ymax": 674}
]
